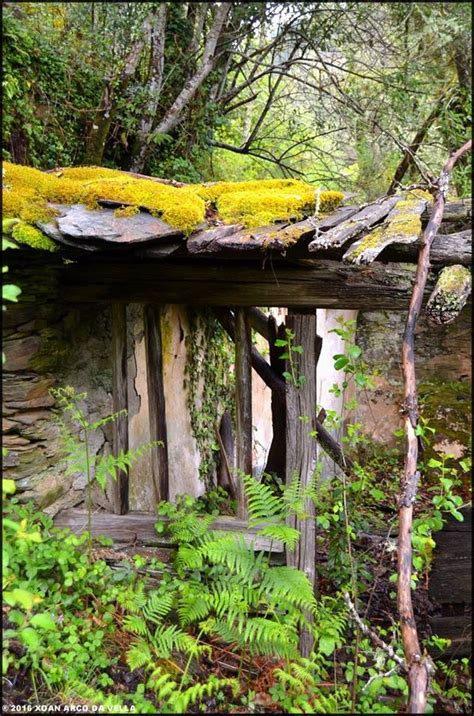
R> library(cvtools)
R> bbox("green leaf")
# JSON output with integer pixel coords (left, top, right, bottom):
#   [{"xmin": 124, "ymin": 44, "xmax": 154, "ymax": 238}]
[
  {"xmin": 3, "ymin": 284, "xmax": 21, "ymax": 302},
  {"xmin": 30, "ymin": 613, "xmax": 57, "ymax": 631},
  {"xmin": 319, "ymin": 635, "xmax": 336, "ymax": 655},
  {"xmin": 274, "ymin": 339, "xmax": 287, "ymax": 347},
  {"xmin": 2, "ymin": 479, "xmax": 16, "ymax": 495},
  {"xmin": 370, "ymin": 488, "xmax": 385, "ymax": 501},
  {"xmin": 334, "ymin": 355, "xmax": 349, "ymax": 370},
  {"xmin": 347, "ymin": 344, "xmax": 362, "ymax": 359},
  {"xmin": 427, "ymin": 458, "xmax": 442, "ymax": 467},
  {"xmin": 3, "ymin": 588, "xmax": 40, "ymax": 610},
  {"xmin": 20, "ymin": 627, "xmax": 41, "ymax": 650}
]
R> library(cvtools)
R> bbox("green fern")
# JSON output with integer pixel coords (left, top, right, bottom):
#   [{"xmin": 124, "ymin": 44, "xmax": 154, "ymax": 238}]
[
  {"xmin": 150, "ymin": 623, "xmax": 201, "ymax": 658},
  {"xmin": 122, "ymin": 614, "xmax": 148, "ymax": 636},
  {"xmin": 118, "ymin": 583, "xmax": 147, "ymax": 613},
  {"xmin": 177, "ymin": 590, "xmax": 211, "ymax": 626},
  {"xmin": 172, "ymin": 676, "xmax": 239, "ymax": 713},
  {"xmin": 261, "ymin": 566, "xmax": 317, "ymax": 612},
  {"xmin": 143, "ymin": 591, "xmax": 174, "ymax": 624},
  {"xmin": 242, "ymin": 473, "xmax": 283, "ymax": 525},
  {"xmin": 258, "ymin": 523, "xmax": 300, "ymax": 550},
  {"xmin": 199, "ymin": 533, "xmax": 258, "ymax": 579},
  {"xmin": 126, "ymin": 640, "xmax": 152, "ymax": 670}
]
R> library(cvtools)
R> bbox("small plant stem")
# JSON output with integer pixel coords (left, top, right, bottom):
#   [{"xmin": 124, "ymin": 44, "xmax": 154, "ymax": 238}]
[
  {"xmin": 178, "ymin": 628, "xmax": 204, "ymax": 693},
  {"xmin": 83, "ymin": 422, "xmax": 92, "ymax": 556},
  {"xmin": 351, "ymin": 627, "xmax": 361, "ymax": 712}
]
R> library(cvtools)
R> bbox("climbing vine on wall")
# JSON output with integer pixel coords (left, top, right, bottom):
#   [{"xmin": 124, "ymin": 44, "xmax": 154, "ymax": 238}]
[{"xmin": 184, "ymin": 309, "xmax": 235, "ymax": 487}]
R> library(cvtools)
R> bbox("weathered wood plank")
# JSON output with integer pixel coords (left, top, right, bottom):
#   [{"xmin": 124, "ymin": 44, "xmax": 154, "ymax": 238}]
[
  {"xmin": 217, "ymin": 410, "xmax": 236, "ymax": 498},
  {"xmin": 215, "ymin": 308, "xmax": 286, "ymax": 402},
  {"xmin": 285, "ymin": 310, "xmax": 319, "ymax": 657},
  {"xmin": 61, "ymin": 259, "xmax": 437, "ymax": 310},
  {"xmin": 184, "ymin": 207, "xmax": 361, "ymax": 256},
  {"xmin": 380, "ymin": 230, "xmax": 472, "ymax": 266},
  {"xmin": 143, "ymin": 304, "xmax": 169, "ymax": 502},
  {"xmin": 216, "ymin": 308, "xmax": 352, "ymax": 476},
  {"xmin": 425, "ymin": 265, "xmax": 472, "ymax": 325},
  {"xmin": 235, "ymin": 308, "xmax": 252, "ymax": 519},
  {"xmin": 53, "ymin": 509, "xmax": 284, "ymax": 552},
  {"xmin": 308, "ymin": 197, "xmax": 400, "ymax": 251},
  {"xmin": 111, "ymin": 303, "xmax": 129, "ymax": 514},
  {"xmin": 424, "ymin": 198, "xmax": 471, "ymax": 222},
  {"xmin": 343, "ymin": 197, "xmax": 426, "ymax": 265},
  {"xmin": 247, "ymin": 306, "xmax": 271, "ymax": 341},
  {"xmin": 429, "ymin": 507, "xmax": 471, "ymax": 604}
]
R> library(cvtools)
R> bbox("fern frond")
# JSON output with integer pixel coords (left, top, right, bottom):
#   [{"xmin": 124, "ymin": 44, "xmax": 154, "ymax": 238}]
[
  {"xmin": 170, "ymin": 512, "xmax": 215, "ymax": 544},
  {"xmin": 126, "ymin": 640, "xmax": 152, "ymax": 670},
  {"xmin": 273, "ymin": 668, "xmax": 307, "ymax": 693},
  {"xmin": 177, "ymin": 591, "xmax": 211, "ymax": 626},
  {"xmin": 238, "ymin": 617, "xmax": 299, "ymax": 658},
  {"xmin": 90, "ymin": 409, "xmax": 128, "ymax": 430},
  {"xmin": 118, "ymin": 584, "xmax": 147, "ymax": 613},
  {"xmin": 205, "ymin": 618, "xmax": 243, "ymax": 647},
  {"xmin": 147, "ymin": 667, "xmax": 178, "ymax": 702},
  {"xmin": 242, "ymin": 473, "xmax": 283, "ymax": 525},
  {"xmin": 208, "ymin": 585, "xmax": 249, "ymax": 622},
  {"xmin": 175, "ymin": 544, "xmax": 203, "ymax": 571},
  {"xmin": 150, "ymin": 623, "xmax": 199, "ymax": 658},
  {"xmin": 261, "ymin": 566, "xmax": 317, "ymax": 612},
  {"xmin": 122, "ymin": 614, "xmax": 148, "ymax": 636},
  {"xmin": 143, "ymin": 591, "xmax": 174, "ymax": 624},
  {"xmin": 171, "ymin": 677, "xmax": 239, "ymax": 714},
  {"xmin": 200, "ymin": 533, "xmax": 257, "ymax": 579},
  {"xmin": 257, "ymin": 523, "xmax": 300, "ymax": 551}
]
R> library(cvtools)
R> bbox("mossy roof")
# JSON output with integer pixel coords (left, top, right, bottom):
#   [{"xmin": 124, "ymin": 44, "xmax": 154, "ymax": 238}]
[{"xmin": 2, "ymin": 162, "xmax": 471, "ymax": 265}]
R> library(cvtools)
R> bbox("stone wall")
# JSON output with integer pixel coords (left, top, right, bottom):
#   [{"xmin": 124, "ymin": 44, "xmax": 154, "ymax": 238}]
[
  {"xmin": 3, "ymin": 258, "xmax": 114, "ymax": 514},
  {"xmin": 356, "ymin": 306, "xmax": 472, "ymax": 457}
]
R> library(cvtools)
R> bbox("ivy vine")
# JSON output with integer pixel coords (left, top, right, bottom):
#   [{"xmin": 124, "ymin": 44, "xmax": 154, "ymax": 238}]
[{"xmin": 184, "ymin": 309, "xmax": 235, "ymax": 487}]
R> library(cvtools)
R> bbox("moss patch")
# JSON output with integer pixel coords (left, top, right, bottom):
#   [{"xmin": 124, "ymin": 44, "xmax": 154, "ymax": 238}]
[
  {"xmin": 11, "ymin": 222, "xmax": 58, "ymax": 252},
  {"xmin": 3, "ymin": 162, "xmax": 344, "ymax": 239},
  {"xmin": 419, "ymin": 379, "xmax": 471, "ymax": 473},
  {"xmin": 435, "ymin": 265, "xmax": 471, "ymax": 294}
]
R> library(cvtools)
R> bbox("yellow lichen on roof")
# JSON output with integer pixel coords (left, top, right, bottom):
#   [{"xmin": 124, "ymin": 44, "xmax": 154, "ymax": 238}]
[
  {"xmin": 2, "ymin": 161, "xmax": 205, "ymax": 234},
  {"xmin": 197, "ymin": 178, "xmax": 307, "ymax": 202},
  {"xmin": 201, "ymin": 180, "xmax": 343, "ymax": 228},
  {"xmin": 2, "ymin": 162, "xmax": 344, "ymax": 240}
]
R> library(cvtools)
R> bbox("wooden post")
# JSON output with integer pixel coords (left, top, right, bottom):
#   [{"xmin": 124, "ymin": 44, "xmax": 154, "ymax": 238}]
[
  {"xmin": 111, "ymin": 303, "xmax": 129, "ymax": 514},
  {"xmin": 143, "ymin": 304, "xmax": 169, "ymax": 503},
  {"xmin": 285, "ymin": 309, "xmax": 321, "ymax": 657},
  {"xmin": 234, "ymin": 308, "xmax": 252, "ymax": 519}
]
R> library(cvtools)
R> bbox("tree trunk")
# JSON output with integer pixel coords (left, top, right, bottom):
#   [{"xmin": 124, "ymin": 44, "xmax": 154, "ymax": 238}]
[
  {"xmin": 129, "ymin": 5, "xmax": 168, "ymax": 173},
  {"xmin": 148, "ymin": 3, "xmax": 231, "ymax": 142}
]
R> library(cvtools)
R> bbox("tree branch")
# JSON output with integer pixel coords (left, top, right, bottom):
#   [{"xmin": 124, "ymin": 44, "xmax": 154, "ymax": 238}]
[{"xmin": 398, "ymin": 139, "xmax": 471, "ymax": 714}]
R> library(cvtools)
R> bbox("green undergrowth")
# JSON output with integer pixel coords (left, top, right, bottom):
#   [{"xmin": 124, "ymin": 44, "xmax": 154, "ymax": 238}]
[{"xmin": 4, "ymin": 463, "xmax": 471, "ymax": 713}]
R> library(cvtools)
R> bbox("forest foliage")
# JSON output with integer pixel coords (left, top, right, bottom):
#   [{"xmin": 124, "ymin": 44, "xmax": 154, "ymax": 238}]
[{"xmin": 2, "ymin": 2, "xmax": 471, "ymax": 197}]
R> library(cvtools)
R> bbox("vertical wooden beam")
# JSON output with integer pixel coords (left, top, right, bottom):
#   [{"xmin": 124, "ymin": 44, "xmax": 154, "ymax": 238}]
[
  {"xmin": 285, "ymin": 309, "xmax": 321, "ymax": 657},
  {"xmin": 234, "ymin": 308, "xmax": 252, "ymax": 519},
  {"xmin": 111, "ymin": 303, "xmax": 129, "ymax": 514},
  {"xmin": 217, "ymin": 410, "xmax": 236, "ymax": 498},
  {"xmin": 143, "ymin": 304, "xmax": 169, "ymax": 503}
]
